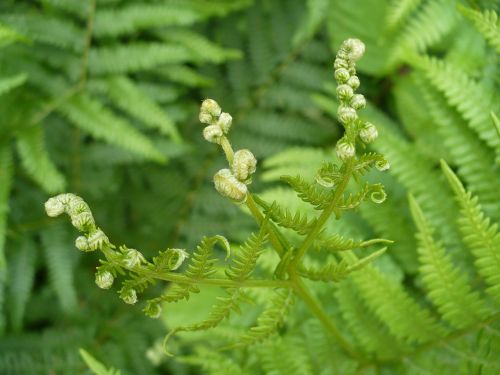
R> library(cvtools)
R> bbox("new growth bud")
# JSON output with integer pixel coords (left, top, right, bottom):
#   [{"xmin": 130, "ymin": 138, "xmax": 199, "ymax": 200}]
[
  {"xmin": 203, "ymin": 125, "xmax": 223, "ymax": 144},
  {"xmin": 96, "ymin": 270, "xmax": 114, "ymax": 289},
  {"xmin": 120, "ymin": 287, "xmax": 138, "ymax": 305},
  {"xmin": 347, "ymin": 76, "xmax": 360, "ymax": 90},
  {"xmin": 336, "ymin": 139, "xmax": 355, "ymax": 161},
  {"xmin": 232, "ymin": 149, "xmax": 257, "ymax": 182},
  {"xmin": 213, "ymin": 169, "xmax": 248, "ymax": 202},
  {"xmin": 44, "ymin": 197, "xmax": 65, "ymax": 217},
  {"xmin": 336, "ymin": 84, "xmax": 354, "ymax": 101},
  {"xmin": 359, "ymin": 122, "xmax": 378, "ymax": 143},
  {"xmin": 217, "ymin": 112, "xmax": 232, "ymax": 134},
  {"xmin": 338, "ymin": 106, "xmax": 358, "ymax": 124},
  {"xmin": 200, "ymin": 99, "xmax": 221, "ymax": 118},
  {"xmin": 334, "ymin": 68, "xmax": 350, "ymax": 83},
  {"xmin": 350, "ymin": 94, "xmax": 366, "ymax": 110},
  {"xmin": 123, "ymin": 248, "xmax": 145, "ymax": 269},
  {"xmin": 342, "ymin": 38, "xmax": 365, "ymax": 61},
  {"xmin": 144, "ymin": 301, "xmax": 162, "ymax": 319}
]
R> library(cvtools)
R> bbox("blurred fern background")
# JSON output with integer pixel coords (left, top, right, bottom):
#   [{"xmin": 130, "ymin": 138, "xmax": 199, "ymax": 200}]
[{"xmin": 0, "ymin": 0, "xmax": 499, "ymax": 374}]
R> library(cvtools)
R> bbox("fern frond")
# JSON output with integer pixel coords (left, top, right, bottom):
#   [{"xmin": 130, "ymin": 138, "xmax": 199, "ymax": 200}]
[
  {"xmin": 237, "ymin": 289, "xmax": 294, "ymax": 347},
  {"xmin": 16, "ymin": 126, "xmax": 66, "ymax": 193},
  {"xmin": 154, "ymin": 283, "xmax": 193, "ymax": 305},
  {"xmin": 281, "ymin": 175, "xmax": 332, "ymax": 210},
  {"xmin": 89, "ymin": 43, "xmax": 191, "ymax": 75},
  {"xmin": 7, "ymin": 239, "xmax": 36, "ymax": 332},
  {"xmin": 339, "ymin": 183, "xmax": 386, "ymax": 211},
  {"xmin": 0, "ymin": 22, "xmax": 26, "ymax": 46},
  {"xmin": 0, "ymin": 73, "xmax": 27, "ymax": 97},
  {"xmin": 59, "ymin": 93, "xmax": 165, "ymax": 162},
  {"xmin": 301, "ymin": 248, "xmax": 387, "ymax": 282},
  {"xmin": 292, "ymin": 0, "xmax": 329, "ymax": 47},
  {"xmin": 0, "ymin": 145, "xmax": 13, "ymax": 269},
  {"xmin": 347, "ymin": 252, "xmax": 446, "ymax": 343},
  {"xmin": 104, "ymin": 76, "xmax": 181, "ymax": 142},
  {"xmin": 179, "ymin": 347, "xmax": 245, "ymax": 375},
  {"xmin": 395, "ymin": 0, "xmax": 457, "ymax": 56},
  {"xmin": 459, "ymin": 6, "xmax": 500, "ymax": 53},
  {"xmin": 441, "ymin": 160, "xmax": 500, "ymax": 303},
  {"xmin": 165, "ymin": 289, "xmax": 249, "ymax": 347},
  {"xmin": 79, "ymin": 349, "xmax": 121, "ymax": 375},
  {"xmin": 299, "ymin": 259, "xmax": 349, "ymax": 282},
  {"xmin": 38, "ymin": 0, "xmax": 89, "ymax": 18},
  {"xmin": 263, "ymin": 202, "xmax": 316, "ymax": 236},
  {"xmin": 226, "ymin": 229, "xmax": 268, "ymax": 281},
  {"xmin": 411, "ymin": 55, "xmax": 500, "ymax": 153},
  {"xmin": 185, "ymin": 236, "xmax": 229, "ymax": 280},
  {"xmin": 262, "ymin": 147, "xmax": 328, "ymax": 182},
  {"xmin": 409, "ymin": 194, "xmax": 489, "ymax": 328},
  {"xmin": 257, "ymin": 336, "xmax": 315, "ymax": 375},
  {"xmin": 93, "ymin": 4, "xmax": 200, "ymax": 37},
  {"xmin": 315, "ymin": 234, "xmax": 362, "ymax": 252},
  {"xmin": 492, "ymin": 112, "xmax": 500, "ymax": 139},
  {"xmin": 386, "ymin": 0, "xmax": 423, "ymax": 30},
  {"xmin": 367, "ymin": 108, "xmax": 461, "ymax": 246},
  {"xmin": 162, "ymin": 29, "xmax": 242, "ymax": 63},
  {"xmin": 352, "ymin": 152, "xmax": 387, "ymax": 180},
  {"xmin": 41, "ymin": 224, "xmax": 78, "ymax": 313},
  {"xmin": 316, "ymin": 234, "xmax": 391, "ymax": 253},
  {"xmin": 0, "ymin": 13, "xmax": 83, "ymax": 52},
  {"xmin": 336, "ymin": 279, "xmax": 404, "ymax": 359},
  {"xmin": 417, "ymin": 77, "xmax": 500, "ymax": 217}
]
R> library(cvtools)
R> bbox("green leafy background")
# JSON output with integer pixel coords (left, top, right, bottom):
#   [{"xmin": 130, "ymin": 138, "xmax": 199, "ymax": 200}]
[{"xmin": 0, "ymin": 0, "xmax": 499, "ymax": 374}]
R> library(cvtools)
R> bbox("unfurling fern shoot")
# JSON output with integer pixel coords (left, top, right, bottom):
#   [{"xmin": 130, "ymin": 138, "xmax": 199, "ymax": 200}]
[{"xmin": 44, "ymin": 38, "xmax": 392, "ymax": 359}]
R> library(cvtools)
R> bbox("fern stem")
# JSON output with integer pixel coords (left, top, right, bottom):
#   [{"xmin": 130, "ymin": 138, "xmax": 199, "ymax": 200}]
[
  {"xmin": 246, "ymin": 194, "xmax": 288, "ymax": 257},
  {"xmin": 220, "ymin": 137, "xmax": 234, "ymax": 165},
  {"xmin": 292, "ymin": 277, "xmax": 360, "ymax": 360},
  {"xmin": 289, "ymin": 159, "xmax": 355, "ymax": 269},
  {"xmin": 101, "ymin": 245, "xmax": 291, "ymax": 289},
  {"xmin": 78, "ymin": 0, "xmax": 96, "ymax": 86}
]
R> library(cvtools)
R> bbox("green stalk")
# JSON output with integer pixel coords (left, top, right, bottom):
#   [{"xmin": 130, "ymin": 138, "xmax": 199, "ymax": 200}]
[{"xmin": 289, "ymin": 158, "xmax": 355, "ymax": 270}]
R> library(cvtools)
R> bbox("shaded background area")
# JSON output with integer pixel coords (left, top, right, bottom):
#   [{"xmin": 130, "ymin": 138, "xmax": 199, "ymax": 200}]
[{"xmin": 0, "ymin": 0, "xmax": 499, "ymax": 373}]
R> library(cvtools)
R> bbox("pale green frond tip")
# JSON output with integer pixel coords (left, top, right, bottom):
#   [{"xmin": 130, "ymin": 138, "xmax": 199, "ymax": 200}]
[
  {"xmin": 79, "ymin": 348, "xmax": 121, "ymax": 375},
  {"xmin": 162, "ymin": 329, "xmax": 178, "ymax": 357},
  {"xmin": 439, "ymin": 159, "xmax": 465, "ymax": 196},
  {"xmin": 213, "ymin": 234, "xmax": 231, "ymax": 260},
  {"xmin": 491, "ymin": 112, "xmax": 500, "ymax": 140}
]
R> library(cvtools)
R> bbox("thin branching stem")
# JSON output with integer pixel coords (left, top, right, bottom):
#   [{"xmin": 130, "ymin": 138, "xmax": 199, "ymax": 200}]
[{"xmin": 289, "ymin": 158, "xmax": 355, "ymax": 270}]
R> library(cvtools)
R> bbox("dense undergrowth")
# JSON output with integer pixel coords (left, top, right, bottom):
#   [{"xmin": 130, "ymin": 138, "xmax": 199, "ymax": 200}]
[{"xmin": 0, "ymin": 0, "xmax": 499, "ymax": 374}]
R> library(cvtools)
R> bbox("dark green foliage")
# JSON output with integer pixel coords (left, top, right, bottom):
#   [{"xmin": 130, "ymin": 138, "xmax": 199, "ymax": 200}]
[{"xmin": 1, "ymin": 0, "xmax": 500, "ymax": 374}]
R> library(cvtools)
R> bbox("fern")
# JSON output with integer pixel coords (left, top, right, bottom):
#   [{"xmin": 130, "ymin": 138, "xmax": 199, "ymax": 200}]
[
  {"xmin": 101, "ymin": 76, "xmax": 180, "ymax": 142},
  {"xmin": 41, "ymin": 224, "xmax": 78, "ymax": 313},
  {"xmin": 416, "ymin": 76, "xmax": 500, "ymax": 217},
  {"xmin": 236, "ymin": 289, "xmax": 294, "ymax": 347},
  {"xmin": 60, "ymin": 93, "xmax": 165, "ymax": 162},
  {"xmin": 409, "ymin": 194, "xmax": 489, "ymax": 329},
  {"xmin": 393, "ymin": 0, "xmax": 457, "ymax": 57},
  {"xmin": 79, "ymin": 349, "xmax": 121, "ymax": 375},
  {"xmin": 7, "ymin": 239, "xmax": 36, "ymax": 332},
  {"xmin": 93, "ymin": 4, "xmax": 200, "ymax": 38},
  {"xmin": 263, "ymin": 202, "xmax": 317, "ymax": 236},
  {"xmin": 347, "ymin": 252, "xmax": 447, "ymax": 343},
  {"xmin": 459, "ymin": 5, "xmax": 500, "ymax": 53},
  {"xmin": 88, "ymin": 43, "xmax": 192, "ymax": 75},
  {"xmin": 411, "ymin": 55, "xmax": 500, "ymax": 155},
  {"xmin": 335, "ymin": 278, "xmax": 405, "ymax": 359},
  {"xmin": 281, "ymin": 175, "xmax": 332, "ymax": 210},
  {"xmin": 441, "ymin": 160, "xmax": 500, "ymax": 304},
  {"xmin": 386, "ymin": 0, "xmax": 423, "ymax": 30},
  {"xmin": 16, "ymin": 126, "xmax": 66, "ymax": 193},
  {"xmin": 0, "ymin": 73, "xmax": 26, "ymax": 97}
]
